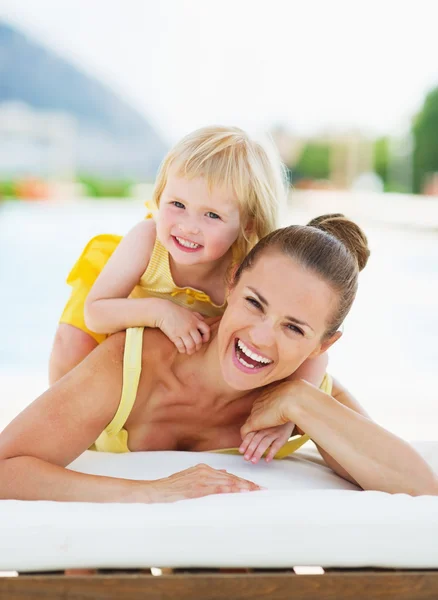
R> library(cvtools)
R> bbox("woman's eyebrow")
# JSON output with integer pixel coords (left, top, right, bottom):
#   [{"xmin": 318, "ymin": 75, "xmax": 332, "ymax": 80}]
[{"xmin": 246, "ymin": 286, "xmax": 314, "ymax": 332}]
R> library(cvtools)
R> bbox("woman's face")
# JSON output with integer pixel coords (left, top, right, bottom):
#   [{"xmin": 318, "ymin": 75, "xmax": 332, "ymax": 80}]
[{"xmin": 218, "ymin": 250, "xmax": 340, "ymax": 391}]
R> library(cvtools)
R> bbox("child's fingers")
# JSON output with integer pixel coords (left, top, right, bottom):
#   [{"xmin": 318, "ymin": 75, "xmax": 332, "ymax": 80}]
[
  {"xmin": 239, "ymin": 432, "xmax": 256, "ymax": 455},
  {"xmin": 190, "ymin": 328, "xmax": 203, "ymax": 352},
  {"xmin": 197, "ymin": 320, "xmax": 210, "ymax": 342},
  {"xmin": 193, "ymin": 312, "xmax": 205, "ymax": 320},
  {"xmin": 181, "ymin": 334, "xmax": 196, "ymax": 355},
  {"xmin": 173, "ymin": 337, "xmax": 186, "ymax": 353}
]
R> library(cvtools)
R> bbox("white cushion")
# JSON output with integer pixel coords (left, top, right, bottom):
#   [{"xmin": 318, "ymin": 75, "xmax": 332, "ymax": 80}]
[{"xmin": 1, "ymin": 444, "xmax": 437, "ymax": 572}]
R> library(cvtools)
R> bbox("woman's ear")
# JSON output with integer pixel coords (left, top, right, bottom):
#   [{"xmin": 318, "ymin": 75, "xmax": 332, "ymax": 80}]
[
  {"xmin": 308, "ymin": 330, "xmax": 342, "ymax": 358},
  {"xmin": 229, "ymin": 264, "xmax": 239, "ymax": 284},
  {"xmin": 320, "ymin": 330, "xmax": 342, "ymax": 354}
]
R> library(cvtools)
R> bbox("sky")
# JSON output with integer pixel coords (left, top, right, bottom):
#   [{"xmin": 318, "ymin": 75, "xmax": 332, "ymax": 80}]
[{"xmin": 1, "ymin": 0, "xmax": 437, "ymax": 143}]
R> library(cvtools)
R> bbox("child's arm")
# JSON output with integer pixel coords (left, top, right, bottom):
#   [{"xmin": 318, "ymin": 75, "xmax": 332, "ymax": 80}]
[
  {"xmin": 287, "ymin": 352, "xmax": 328, "ymax": 387},
  {"xmin": 84, "ymin": 219, "xmax": 157, "ymax": 333},
  {"xmin": 84, "ymin": 220, "xmax": 209, "ymax": 353}
]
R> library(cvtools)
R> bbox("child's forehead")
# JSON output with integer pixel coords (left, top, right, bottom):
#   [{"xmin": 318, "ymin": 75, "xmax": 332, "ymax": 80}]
[{"xmin": 165, "ymin": 168, "xmax": 241, "ymax": 207}]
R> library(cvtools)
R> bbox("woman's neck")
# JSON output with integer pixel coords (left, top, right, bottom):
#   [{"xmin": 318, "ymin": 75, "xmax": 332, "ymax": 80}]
[{"xmin": 174, "ymin": 322, "xmax": 245, "ymax": 407}]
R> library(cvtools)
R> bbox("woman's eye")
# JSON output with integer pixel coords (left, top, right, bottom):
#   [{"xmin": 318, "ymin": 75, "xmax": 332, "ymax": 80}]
[
  {"xmin": 206, "ymin": 211, "xmax": 221, "ymax": 220},
  {"xmin": 286, "ymin": 324, "xmax": 304, "ymax": 336},
  {"xmin": 172, "ymin": 201, "xmax": 185, "ymax": 209},
  {"xmin": 245, "ymin": 297, "xmax": 262, "ymax": 310}
]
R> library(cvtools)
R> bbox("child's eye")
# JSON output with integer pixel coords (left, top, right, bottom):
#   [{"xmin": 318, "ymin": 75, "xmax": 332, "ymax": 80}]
[
  {"xmin": 172, "ymin": 201, "xmax": 185, "ymax": 209},
  {"xmin": 245, "ymin": 296, "xmax": 262, "ymax": 310},
  {"xmin": 206, "ymin": 211, "xmax": 221, "ymax": 220},
  {"xmin": 286, "ymin": 323, "xmax": 304, "ymax": 336}
]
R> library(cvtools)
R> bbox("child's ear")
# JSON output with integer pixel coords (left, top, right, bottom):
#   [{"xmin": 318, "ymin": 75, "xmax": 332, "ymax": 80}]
[
  {"xmin": 226, "ymin": 265, "xmax": 239, "ymax": 296},
  {"xmin": 245, "ymin": 219, "xmax": 254, "ymax": 235}
]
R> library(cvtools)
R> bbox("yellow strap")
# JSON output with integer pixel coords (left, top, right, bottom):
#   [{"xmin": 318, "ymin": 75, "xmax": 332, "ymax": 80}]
[
  {"xmin": 170, "ymin": 287, "xmax": 212, "ymax": 305},
  {"xmin": 106, "ymin": 327, "xmax": 144, "ymax": 436}
]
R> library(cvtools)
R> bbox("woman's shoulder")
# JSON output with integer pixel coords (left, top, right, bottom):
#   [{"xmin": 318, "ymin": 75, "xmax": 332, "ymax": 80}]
[{"xmin": 141, "ymin": 327, "xmax": 177, "ymax": 364}]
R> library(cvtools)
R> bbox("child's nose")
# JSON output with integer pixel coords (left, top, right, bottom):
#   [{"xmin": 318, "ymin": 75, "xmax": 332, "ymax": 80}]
[{"xmin": 180, "ymin": 220, "xmax": 200, "ymax": 236}]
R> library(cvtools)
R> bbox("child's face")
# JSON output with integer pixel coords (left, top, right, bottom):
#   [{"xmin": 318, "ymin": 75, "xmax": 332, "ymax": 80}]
[{"xmin": 156, "ymin": 169, "xmax": 242, "ymax": 266}]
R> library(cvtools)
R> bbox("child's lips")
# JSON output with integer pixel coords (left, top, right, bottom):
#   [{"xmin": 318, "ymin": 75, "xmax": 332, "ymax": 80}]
[{"xmin": 172, "ymin": 235, "xmax": 203, "ymax": 252}]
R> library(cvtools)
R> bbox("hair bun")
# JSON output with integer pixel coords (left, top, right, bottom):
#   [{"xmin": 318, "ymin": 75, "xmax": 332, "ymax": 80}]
[{"xmin": 307, "ymin": 213, "xmax": 370, "ymax": 271}]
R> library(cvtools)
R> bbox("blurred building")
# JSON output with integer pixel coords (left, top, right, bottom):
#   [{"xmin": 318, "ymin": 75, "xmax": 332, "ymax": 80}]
[
  {"xmin": 272, "ymin": 127, "xmax": 374, "ymax": 190},
  {"xmin": 0, "ymin": 101, "xmax": 76, "ymax": 180}
]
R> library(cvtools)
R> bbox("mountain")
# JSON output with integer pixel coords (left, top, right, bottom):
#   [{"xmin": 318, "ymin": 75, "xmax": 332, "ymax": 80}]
[{"xmin": 0, "ymin": 22, "xmax": 168, "ymax": 178}]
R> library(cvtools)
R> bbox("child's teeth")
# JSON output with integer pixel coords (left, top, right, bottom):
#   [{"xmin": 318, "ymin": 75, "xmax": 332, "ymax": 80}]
[{"xmin": 176, "ymin": 237, "xmax": 199, "ymax": 249}]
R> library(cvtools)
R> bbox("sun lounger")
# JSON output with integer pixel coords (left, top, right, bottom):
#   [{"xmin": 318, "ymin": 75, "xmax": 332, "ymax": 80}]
[{"xmin": 1, "ymin": 443, "xmax": 437, "ymax": 599}]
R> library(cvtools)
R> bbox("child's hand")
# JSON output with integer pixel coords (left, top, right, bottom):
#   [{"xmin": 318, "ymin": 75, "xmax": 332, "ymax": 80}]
[
  {"xmin": 157, "ymin": 303, "xmax": 210, "ymax": 354},
  {"xmin": 239, "ymin": 422, "xmax": 295, "ymax": 464}
]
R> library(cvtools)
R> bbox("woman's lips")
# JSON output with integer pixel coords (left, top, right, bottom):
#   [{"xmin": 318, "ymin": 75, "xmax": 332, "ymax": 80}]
[{"xmin": 232, "ymin": 338, "xmax": 273, "ymax": 375}]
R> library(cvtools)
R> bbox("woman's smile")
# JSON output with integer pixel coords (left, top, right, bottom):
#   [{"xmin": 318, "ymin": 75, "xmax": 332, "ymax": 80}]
[{"xmin": 233, "ymin": 337, "xmax": 273, "ymax": 374}]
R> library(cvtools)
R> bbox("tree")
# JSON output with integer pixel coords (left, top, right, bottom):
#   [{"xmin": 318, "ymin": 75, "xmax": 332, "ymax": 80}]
[
  {"xmin": 373, "ymin": 137, "xmax": 389, "ymax": 187},
  {"xmin": 412, "ymin": 87, "xmax": 438, "ymax": 193},
  {"xmin": 295, "ymin": 143, "xmax": 331, "ymax": 181}
]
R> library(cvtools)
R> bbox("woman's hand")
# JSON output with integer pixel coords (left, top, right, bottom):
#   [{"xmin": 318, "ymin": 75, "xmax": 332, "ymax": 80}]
[
  {"xmin": 239, "ymin": 422, "xmax": 295, "ymax": 464},
  {"xmin": 240, "ymin": 379, "xmax": 316, "ymax": 439},
  {"xmin": 145, "ymin": 464, "xmax": 263, "ymax": 503}
]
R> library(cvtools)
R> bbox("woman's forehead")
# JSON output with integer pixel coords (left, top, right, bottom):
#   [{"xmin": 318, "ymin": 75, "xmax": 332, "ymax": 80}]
[{"xmin": 238, "ymin": 252, "xmax": 337, "ymax": 329}]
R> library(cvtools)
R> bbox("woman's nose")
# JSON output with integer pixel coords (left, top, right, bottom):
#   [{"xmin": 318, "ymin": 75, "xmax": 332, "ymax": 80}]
[{"xmin": 248, "ymin": 321, "xmax": 275, "ymax": 349}]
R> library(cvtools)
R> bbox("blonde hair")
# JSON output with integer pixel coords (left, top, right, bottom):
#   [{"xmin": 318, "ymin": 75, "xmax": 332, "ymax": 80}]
[{"xmin": 152, "ymin": 125, "xmax": 287, "ymax": 264}]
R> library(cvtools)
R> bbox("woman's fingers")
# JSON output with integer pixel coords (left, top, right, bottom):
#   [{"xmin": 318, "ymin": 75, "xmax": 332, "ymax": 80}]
[
  {"xmin": 239, "ymin": 432, "xmax": 256, "ymax": 455},
  {"xmin": 241, "ymin": 431, "xmax": 265, "ymax": 460},
  {"xmin": 248, "ymin": 436, "xmax": 276, "ymax": 464},
  {"xmin": 265, "ymin": 438, "xmax": 284, "ymax": 463},
  {"xmin": 156, "ymin": 464, "xmax": 263, "ymax": 502},
  {"xmin": 243, "ymin": 431, "xmax": 277, "ymax": 464}
]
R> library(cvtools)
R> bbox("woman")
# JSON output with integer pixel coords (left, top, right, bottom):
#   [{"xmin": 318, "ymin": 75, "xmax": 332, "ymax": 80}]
[{"xmin": 0, "ymin": 215, "xmax": 436, "ymax": 502}]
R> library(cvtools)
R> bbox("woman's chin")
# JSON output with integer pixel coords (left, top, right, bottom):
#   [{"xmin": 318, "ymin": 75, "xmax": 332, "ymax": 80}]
[{"xmin": 221, "ymin": 354, "xmax": 272, "ymax": 391}]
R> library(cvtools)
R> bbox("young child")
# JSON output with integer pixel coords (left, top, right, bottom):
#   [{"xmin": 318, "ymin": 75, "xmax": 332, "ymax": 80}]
[{"xmin": 49, "ymin": 125, "xmax": 327, "ymax": 461}]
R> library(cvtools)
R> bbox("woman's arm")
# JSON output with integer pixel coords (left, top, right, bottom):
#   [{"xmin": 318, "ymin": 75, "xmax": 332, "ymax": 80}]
[
  {"xmin": 0, "ymin": 333, "xmax": 259, "ymax": 502},
  {"xmin": 0, "ymin": 333, "xmax": 141, "ymax": 502},
  {"xmin": 84, "ymin": 220, "xmax": 173, "ymax": 334},
  {"xmin": 242, "ymin": 379, "xmax": 438, "ymax": 496}
]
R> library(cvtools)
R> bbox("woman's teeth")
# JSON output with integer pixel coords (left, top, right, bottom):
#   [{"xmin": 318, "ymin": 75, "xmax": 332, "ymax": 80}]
[
  {"xmin": 176, "ymin": 236, "xmax": 200, "ymax": 249},
  {"xmin": 236, "ymin": 339, "xmax": 272, "ymax": 368}
]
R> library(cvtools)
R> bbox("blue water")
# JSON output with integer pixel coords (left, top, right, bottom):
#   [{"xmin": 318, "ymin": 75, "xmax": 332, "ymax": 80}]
[{"xmin": 1, "ymin": 199, "xmax": 437, "ymax": 438}]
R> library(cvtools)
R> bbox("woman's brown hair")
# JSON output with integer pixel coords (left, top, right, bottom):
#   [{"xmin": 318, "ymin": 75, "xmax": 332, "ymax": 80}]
[{"xmin": 233, "ymin": 213, "xmax": 370, "ymax": 338}]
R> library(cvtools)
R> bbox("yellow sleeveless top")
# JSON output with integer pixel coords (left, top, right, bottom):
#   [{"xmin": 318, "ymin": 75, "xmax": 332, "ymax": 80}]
[
  {"xmin": 60, "ymin": 234, "xmax": 226, "ymax": 343},
  {"xmin": 91, "ymin": 327, "xmax": 333, "ymax": 458}
]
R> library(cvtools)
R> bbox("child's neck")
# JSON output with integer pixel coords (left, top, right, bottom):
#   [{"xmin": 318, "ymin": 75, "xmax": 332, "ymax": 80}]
[{"xmin": 169, "ymin": 249, "xmax": 232, "ymax": 303}]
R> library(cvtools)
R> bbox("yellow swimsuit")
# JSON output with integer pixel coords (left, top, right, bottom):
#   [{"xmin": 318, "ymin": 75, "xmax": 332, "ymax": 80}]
[
  {"xmin": 60, "ymin": 235, "xmax": 226, "ymax": 343},
  {"xmin": 91, "ymin": 327, "xmax": 333, "ymax": 458}
]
